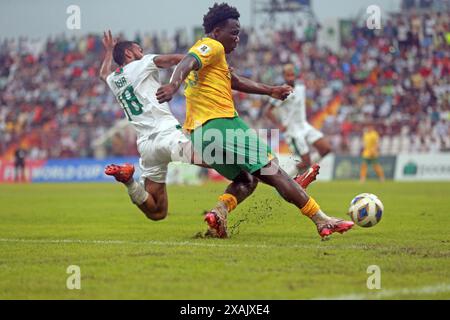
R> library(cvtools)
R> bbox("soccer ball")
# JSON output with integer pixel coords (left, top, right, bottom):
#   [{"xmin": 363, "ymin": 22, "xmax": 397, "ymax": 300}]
[{"xmin": 348, "ymin": 193, "xmax": 383, "ymax": 227}]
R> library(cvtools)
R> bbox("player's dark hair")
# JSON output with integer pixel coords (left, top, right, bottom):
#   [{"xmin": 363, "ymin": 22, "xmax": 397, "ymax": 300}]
[
  {"xmin": 203, "ymin": 2, "xmax": 240, "ymax": 34},
  {"xmin": 113, "ymin": 41, "xmax": 137, "ymax": 66}
]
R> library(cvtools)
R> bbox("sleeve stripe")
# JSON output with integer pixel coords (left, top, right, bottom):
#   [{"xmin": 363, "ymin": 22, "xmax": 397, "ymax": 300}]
[{"xmin": 188, "ymin": 52, "xmax": 202, "ymax": 70}]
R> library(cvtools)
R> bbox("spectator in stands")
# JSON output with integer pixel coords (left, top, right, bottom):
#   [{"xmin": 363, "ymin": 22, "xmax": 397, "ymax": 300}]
[
  {"xmin": 360, "ymin": 124, "xmax": 385, "ymax": 183},
  {"xmin": 14, "ymin": 146, "xmax": 26, "ymax": 182}
]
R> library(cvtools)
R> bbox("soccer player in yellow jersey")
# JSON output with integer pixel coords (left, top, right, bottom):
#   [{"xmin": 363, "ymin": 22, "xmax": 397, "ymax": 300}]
[
  {"xmin": 360, "ymin": 124, "xmax": 385, "ymax": 183},
  {"xmin": 157, "ymin": 2, "xmax": 354, "ymax": 239}
]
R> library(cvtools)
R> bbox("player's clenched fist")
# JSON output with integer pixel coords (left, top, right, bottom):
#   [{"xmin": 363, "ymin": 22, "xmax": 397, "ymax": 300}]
[
  {"xmin": 156, "ymin": 83, "xmax": 177, "ymax": 103},
  {"xmin": 270, "ymin": 85, "xmax": 293, "ymax": 101}
]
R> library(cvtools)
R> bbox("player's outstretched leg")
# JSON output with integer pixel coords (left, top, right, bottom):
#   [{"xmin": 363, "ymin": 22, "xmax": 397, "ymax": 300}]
[
  {"xmin": 294, "ymin": 163, "xmax": 320, "ymax": 189},
  {"xmin": 204, "ymin": 171, "xmax": 258, "ymax": 238},
  {"xmin": 293, "ymin": 137, "xmax": 331, "ymax": 189},
  {"xmin": 254, "ymin": 162, "xmax": 354, "ymax": 239},
  {"xmin": 105, "ymin": 163, "xmax": 135, "ymax": 183},
  {"xmin": 105, "ymin": 163, "xmax": 168, "ymax": 221}
]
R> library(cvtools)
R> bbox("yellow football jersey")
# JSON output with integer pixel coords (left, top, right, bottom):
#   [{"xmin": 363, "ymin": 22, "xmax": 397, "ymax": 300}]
[
  {"xmin": 184, "ymin": 37, "xmax": 236, "ymax": 130},
  {"xmin": 362, "ymin": 129, "xmax": 380, "ymax": 158}
]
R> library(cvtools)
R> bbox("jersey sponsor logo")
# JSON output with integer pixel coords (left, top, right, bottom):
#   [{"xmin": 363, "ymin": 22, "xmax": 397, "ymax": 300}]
[{"xmin": 197, "ymin": 44, "xmax": 211, "ymax": 56}]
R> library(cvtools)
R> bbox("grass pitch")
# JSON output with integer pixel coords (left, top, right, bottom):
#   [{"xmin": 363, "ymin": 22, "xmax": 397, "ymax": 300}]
[{"xmin": 0, "ymin": 181, "xmax": 449, "ymax": 299}]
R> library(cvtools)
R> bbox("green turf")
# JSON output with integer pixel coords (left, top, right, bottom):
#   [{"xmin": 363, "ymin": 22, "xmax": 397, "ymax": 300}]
[{"xmin": 0, "ymin": 181, "xmax": 449, "ymax": 300}]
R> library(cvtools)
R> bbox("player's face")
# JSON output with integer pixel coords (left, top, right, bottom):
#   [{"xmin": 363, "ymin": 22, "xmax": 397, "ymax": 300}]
[
  {"xmin": 284, "ymin": 70, "xmax": 296, "ymax": 86},
  {"xmin": 216, "ymin": 19, "xmax": 240, "ymax": 54},
  {"xmin": 126, "ymin": 43, "xmax": 144, "ymax": 62}
]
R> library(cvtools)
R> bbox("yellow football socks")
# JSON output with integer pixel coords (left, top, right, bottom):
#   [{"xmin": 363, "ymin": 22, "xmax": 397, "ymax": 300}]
[
  {"xmin": 218, "ymin": 193, "xmax": 238, "ymax": 212},
  {"xmin": 300, "ymin": 197, "xmax": 320, "ymax": 218}
]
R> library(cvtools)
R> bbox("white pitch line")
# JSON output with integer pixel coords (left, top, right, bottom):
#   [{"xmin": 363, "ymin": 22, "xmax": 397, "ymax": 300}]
[
  {"xmin": 0, "ymin": 237, "xmax": 395, "ymax": 251},
  {"xmin": 0, "ymin": 238, "xmax": 444, "ymax": 254},
  {"xmin": 314, "ymin": 283, "xmax": 450, "ymax": 300}
]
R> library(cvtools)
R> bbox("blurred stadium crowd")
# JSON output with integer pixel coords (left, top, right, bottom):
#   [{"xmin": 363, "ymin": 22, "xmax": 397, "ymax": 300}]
[{"xmin": 0, "ymin": 9, "xmax": 449, "ymax": 160}]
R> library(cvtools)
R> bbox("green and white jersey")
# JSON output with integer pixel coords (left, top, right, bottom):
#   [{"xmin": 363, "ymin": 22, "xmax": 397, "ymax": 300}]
[
  {"xmin": 270, "ymin": 84, "xmax": 308, "ymax": 134},
  {"xmin": 106, "ymin": 54, "xmax": 179, "ymax": 144}
]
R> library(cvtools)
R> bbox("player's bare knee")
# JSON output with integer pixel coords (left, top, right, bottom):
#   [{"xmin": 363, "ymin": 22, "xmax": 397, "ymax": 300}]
[
  {"xmin": 319, "ymin": 147, "xmax": 331, "ymax": 157},
  {"xmin": 249, "ymin": 176, "xmax": 258, "ymax": 190},
  {"xmin": 298, "ymin": 158, "xmax": 311, "ymax": 169},
  {"xmin": 316, "ymin": 139, "xmax": 332, "ymax": 157},
  {"xmin": 243, "ymin": 174, "xmax": 258, "ymax": 192}
]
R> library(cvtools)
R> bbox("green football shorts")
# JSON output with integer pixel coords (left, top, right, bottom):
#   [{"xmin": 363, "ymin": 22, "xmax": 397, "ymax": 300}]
[{"xmin": 190, "ymin": 116, "xmax": 274, "ymax": 180}]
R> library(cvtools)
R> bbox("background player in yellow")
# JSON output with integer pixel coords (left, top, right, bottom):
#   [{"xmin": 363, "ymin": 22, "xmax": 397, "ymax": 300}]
[
  {"xmin": 156, "ymin": 2, "xmax": 354, "ymax": 239},
  {"xmin": 360, "ymin": 124, "xmax": 385, "ymax": 183}
]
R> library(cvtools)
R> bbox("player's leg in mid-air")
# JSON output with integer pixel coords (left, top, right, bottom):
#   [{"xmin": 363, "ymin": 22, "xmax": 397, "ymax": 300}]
[
  {"xmin": 295, "ymin": 136, "xmax": 332, "ymax": 188},
  {"xmin": 312, "ymin": 136, "xmax": 332, "ymax": 160},
  {"xmin": 291, "ymin": 125, "xmax": 331, "ymax": 188},
  {"xmin": 105, "ymin": 163, "xmax": 168, "ymax": 220},
  {"xmin": 105, "ymin": 127, "xmax": 192, "ymax": 221},
  {"xmin": 287, "ymin": 134, "xmax": 320, "ymax": 189}
]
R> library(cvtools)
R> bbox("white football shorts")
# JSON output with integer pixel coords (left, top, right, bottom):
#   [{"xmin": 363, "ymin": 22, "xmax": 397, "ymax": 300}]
[
  {"xmin": 286, "ymin": 123, "xmax": 324, "ymax": 156},
  {"xmin": 137, "ymin": 126, "xmax": 191, "ymax": 183}
]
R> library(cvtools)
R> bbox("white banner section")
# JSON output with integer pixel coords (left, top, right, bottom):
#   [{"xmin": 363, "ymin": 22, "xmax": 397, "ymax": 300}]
[{"xmin": 395, "ymin": 154, "xmax": 450, "ymax": 181}]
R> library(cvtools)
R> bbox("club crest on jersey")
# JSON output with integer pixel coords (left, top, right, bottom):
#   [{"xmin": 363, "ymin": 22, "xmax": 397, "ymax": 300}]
[{"xmin": 197, "ymin": 44, "xmax": 211, "ymax": 56}]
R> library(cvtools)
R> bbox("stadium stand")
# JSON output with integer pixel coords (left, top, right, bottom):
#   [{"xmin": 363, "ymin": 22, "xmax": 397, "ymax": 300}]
[{"xmin": 0, "ymin": 10, "xmax": 448, "ymax": 160}]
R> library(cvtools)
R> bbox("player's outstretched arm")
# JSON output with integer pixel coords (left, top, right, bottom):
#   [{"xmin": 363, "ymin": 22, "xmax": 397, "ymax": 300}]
[
  {"xmin": 153, "ymin": 54, "xmax": 185, "ymax": 69},
  {"xmin": 231, "ymin": 72, "xmax": 293, "ymax": 100},
  {"xmin": 99, "ymin": 30, "xmax": 117, "ymax": 82},
  {"xmin": 156, "ymin": 55, "xmax": 198, "ymax": 103}
]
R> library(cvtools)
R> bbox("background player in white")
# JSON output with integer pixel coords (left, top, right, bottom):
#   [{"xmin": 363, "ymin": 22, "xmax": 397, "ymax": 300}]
[
  {"xmin": 99, "ymin": 31, "xmax": 191, "ymax": 221},
  {"xmin": 265, "ymin": 64, "xmax": 331, "ymax": 185}
]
